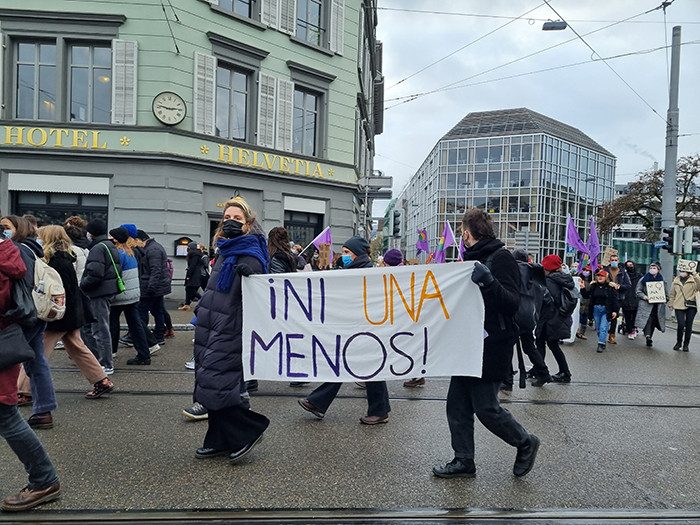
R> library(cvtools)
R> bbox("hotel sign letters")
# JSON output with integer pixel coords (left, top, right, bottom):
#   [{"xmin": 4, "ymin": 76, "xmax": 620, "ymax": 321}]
[{"xmin": 4, "ymin": 126, "xmax": 106, "ymax": 149}]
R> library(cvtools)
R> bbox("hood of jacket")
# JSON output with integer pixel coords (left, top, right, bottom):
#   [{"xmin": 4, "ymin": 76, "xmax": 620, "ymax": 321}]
[
  {"xmin": 548, "ymin": 270, "xmax": 575, "ymax": 289},
  {"xmin": 20, "ymin": 237, "xmax": 44, "ymax": 258}
]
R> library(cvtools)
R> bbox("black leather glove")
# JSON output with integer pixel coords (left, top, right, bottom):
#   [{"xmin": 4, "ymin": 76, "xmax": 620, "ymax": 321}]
[
  {"xmin": 471, "ymin": 261, "xmax": 494, "ymax": 288},
  {"xmin": 235, "ymin": 262, "xmax": 254, "ymax": 277}
]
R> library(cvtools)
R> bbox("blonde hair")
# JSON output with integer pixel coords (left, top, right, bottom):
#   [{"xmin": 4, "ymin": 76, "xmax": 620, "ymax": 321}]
[
  {"xmin": 214, "ymin": 197, "xmax": 260, "ymax": 244},
  {"xmin": 114, "ymin": 237, "xmax": 139, "ymax": 257},
  {"xmin": 38, "ymin": 225, "xmax": 75, "ymax": 262}
]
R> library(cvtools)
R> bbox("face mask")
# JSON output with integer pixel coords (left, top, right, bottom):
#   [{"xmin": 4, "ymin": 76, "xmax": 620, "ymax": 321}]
[
  {"xmin": 582, "ymin": 271, "xmax": 590, "ymax": 277},
  {"xmin": 626, "ymin": 266, "xmax": 634, "ymax": 272},
  {"xmin": 649, "ymin": 268, "xmax": 658, "ymax": 276},
  {"xmin": 313, "ymin": 254, "xmax": 319, "ymax": 259},
  {"xmin": 222, "ymin": 219, "xmax": 244, "ymax": 239},
  {"xmin": 37, "ymin": 239, "xmax": 43, "ymax": 247},
  {"xmin": 3, "ymin": 230, "xmax": 12, "ymax": 239},
  {"xmin": 341, "ymin": 254, "xmax": 353, "ymax": 266},
  {"xmin": 610, "ymin": 262, "xmax": 618, "ymax": 268},
  {"xmin": 680, "ymin": 272, "xmax": 688, "ymax": 278}
]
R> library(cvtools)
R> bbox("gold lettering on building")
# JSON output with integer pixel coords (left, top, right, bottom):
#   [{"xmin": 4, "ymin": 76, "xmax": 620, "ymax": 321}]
[
  {"xmin": 26, "ymin": 128, "xmax": 47, "ymax": 147},
  {"xmin": 3, "ymin": 126, "xmax": 108, "ymax": 149},
  {"xmin": 4, "ymin": 126, "xmax": 25, "ymax": 145}
]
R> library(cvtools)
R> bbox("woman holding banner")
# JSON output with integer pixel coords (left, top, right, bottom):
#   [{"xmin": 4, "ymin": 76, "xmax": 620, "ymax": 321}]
[
  {"xmin": 298, "ymin": 235, "xmax": 392, "ymax": 425},
  {"xmin": 191, "ymin": 198, "xmax": 270, "ymax": 464},
  {"xmin": 667, "ymin": 266, "xmax": 700, "ymax": 352},
  {"xmin": 635, "ymin": 262, "xmax": 668, "ymax": 347}
]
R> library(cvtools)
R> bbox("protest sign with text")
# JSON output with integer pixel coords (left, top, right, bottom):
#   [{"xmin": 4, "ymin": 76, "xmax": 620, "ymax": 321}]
[
  {"xmin": 242, "ymin": 263, "xmax": 485, "ymax": 382},
  {"xmin": 677, "ymin": 258, "xmax": 698, "ymax": 273},
  {"xmin": 646, "ymin": 281, "xmax": 667, "ymax": 304}
]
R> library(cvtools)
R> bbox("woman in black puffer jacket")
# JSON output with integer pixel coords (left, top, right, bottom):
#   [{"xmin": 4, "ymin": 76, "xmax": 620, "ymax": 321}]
[
  {"xmin": 192, "ymin": 198, "xmax": 270, "ymax": 463},
  {"xmin": 268, "ymin": 227, "xmax": 297, "ymax": 274}
]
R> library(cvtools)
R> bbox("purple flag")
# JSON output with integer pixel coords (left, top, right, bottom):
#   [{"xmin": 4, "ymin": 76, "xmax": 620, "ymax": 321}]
[
  {"xmin": 457, "ymin": 237, "xmax": 465, "ymax": 261},
  {"xmin": 566, "ymin": 215, "xmax": 587, "ymax": 254},
  {"xmin": 586, "ymin": 217, "xmax": 601, "ymax": 272},
  {"xmin": 416, "ymin": 229, "xmax": 430, "ymax": 255},
  {"xmin": 311, "ymin": 226, "xmax": 333, "ymax": 260},
  {"xmin": 433, "ymin": 221, "xmax": 456, "ymax": 264}
]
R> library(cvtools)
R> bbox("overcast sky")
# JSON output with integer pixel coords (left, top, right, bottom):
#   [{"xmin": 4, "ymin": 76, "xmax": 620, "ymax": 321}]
[{"xmin": 373, "ymin": 0, "xmax": 700, "ymax": 212}]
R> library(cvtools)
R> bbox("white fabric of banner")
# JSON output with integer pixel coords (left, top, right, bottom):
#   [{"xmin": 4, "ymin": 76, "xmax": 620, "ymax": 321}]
[{"xmin": 242, "ymin": 263, "xmax": 485, "ymax": 382}]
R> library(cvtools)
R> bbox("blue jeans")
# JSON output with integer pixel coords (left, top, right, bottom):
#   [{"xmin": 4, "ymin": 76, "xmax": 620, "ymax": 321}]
[
  {"xmin": 0, "ymin": 402, "xmax": 59, "ymax": 491},
  {"xmin": 22, "ymin": 321, "xmax": 58, "ymax": 415},
  {"xmin": 593, "ymin": 305, "xmax": 609, "ymax": 344}
]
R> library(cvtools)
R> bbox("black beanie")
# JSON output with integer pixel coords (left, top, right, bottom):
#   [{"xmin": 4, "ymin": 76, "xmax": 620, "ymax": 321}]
[
  {"xmin": 109, "ymin": 227, "xmax": 129, "ymax": 244},
  {"xmin": 343, "ymin": 236, "xmax": 370, "ymax": 256},
  {"xmin": 136, "ymin": 229, "xmax": 150, "ymax": 241},
  {"xmin": 86, "ymin": 218, "xmax": 107, "ymax": 237}
]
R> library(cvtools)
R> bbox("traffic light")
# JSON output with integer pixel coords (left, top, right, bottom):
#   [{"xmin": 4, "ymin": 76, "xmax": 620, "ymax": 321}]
[
  {"xmin": 684, "ymin": 227, "xmax": 700, "ymax": 255},
  {"xmin": 392, "ymin": 209, "xmax": 405, "ymax": 237},
  {"xmin": 661, "ymin": 226, "xmax": 682, "ymax": 254}
]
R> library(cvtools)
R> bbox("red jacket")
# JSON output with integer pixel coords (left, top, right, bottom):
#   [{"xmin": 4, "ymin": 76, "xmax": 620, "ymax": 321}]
[{"xmin": 0, "ymin": 239, "xmax": 28, "ymax": 406}]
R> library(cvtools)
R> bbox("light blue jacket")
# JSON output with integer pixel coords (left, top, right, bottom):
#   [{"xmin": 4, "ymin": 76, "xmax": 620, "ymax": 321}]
[{"xmin": 112, "ymin": 249, "xmax": 141, "ymax": 306}]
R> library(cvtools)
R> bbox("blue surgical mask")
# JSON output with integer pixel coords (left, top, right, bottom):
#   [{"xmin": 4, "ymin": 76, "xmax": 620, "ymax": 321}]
[
  {"xmin": 3, "ymin": 230, "xmax": 12, "ymax": 239},
  {"xmin": 341, "ymin": 254, "xmax": 353, "ymax": 266},
  {"xmin": 37, "ymin": 239, "xmax": 43, "ymax": 247},
  {"xmin": 610, "ymin": 262, "xmax": 618, "ymax": 268}
]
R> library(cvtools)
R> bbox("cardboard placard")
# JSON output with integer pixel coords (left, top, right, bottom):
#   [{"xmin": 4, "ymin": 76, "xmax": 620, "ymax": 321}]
[
  {"xmin": 317, "ymin": 243, "xmax": 331, "ymax": 269},
  {"xmin": 677, "ymin": 258, "xmax": 698, "ymax": 273},
  {"xmin": 646, "ymin": 281, "xmax": 666, "ymax": 304},
  {"xmin": 601, "ymin": 247, "xmax": 618, "ymax": 267}
]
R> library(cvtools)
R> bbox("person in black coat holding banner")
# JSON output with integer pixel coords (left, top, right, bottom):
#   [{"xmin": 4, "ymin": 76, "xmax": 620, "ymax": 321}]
[
  {"xmin": 298, "ymin": 236, "xmax": 392, "ymax": 425},
  {"xmin": 192, "ymin": 198, "xmax": 270, "ymax": 464},
  {"xmin": 433, "ymin": 209, "xmax": 539, "ymax": 479}
]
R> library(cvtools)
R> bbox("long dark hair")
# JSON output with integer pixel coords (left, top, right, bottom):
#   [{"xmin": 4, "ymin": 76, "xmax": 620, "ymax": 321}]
[
  {"xmin": 1, "ymin": 215, "xmax": 34, "ymax": 243},
  {"xmin": 268, "ymin": 227, "xmax": 296, "ymax": 270}
]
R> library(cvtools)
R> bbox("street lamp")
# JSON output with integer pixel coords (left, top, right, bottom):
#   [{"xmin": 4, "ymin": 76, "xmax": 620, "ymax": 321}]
[{"xmin": 542, "ymin": 20, "xmax": 567, "ymax": 31}]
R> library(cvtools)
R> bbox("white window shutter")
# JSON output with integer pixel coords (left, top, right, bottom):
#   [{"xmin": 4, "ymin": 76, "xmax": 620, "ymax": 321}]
[
  {"xmin": 257, "ymin": 73, "xmax": 277, "ymax": 149},
  {"xmin": 276, "ymin": 79, "xmax": 294, "ymax": 152},
  {"xmin": 329, "ymin": 0, "xmax": 344, "ymax": 55},
  {"xmin": 261, "ymin": 0, "xmax": 278, "ymax": 28},
  {"xmin": 278, "ymin": 0, "xmax": 297, "ymax": 36},
  {"xmin": 193, "ymin": 52, "xmax": 217, "ymax": 135},
  {"xmin": 358, "ymin": 5, "xmax": 365, "ymax": 66},
  {"xmin": 111, "ymin": 39, "xmax": 138, "ymax": 125}
]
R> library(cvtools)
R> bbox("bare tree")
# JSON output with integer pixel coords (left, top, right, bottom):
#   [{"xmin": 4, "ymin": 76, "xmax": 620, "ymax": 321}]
[{"xmin": 597, "ymin": 154, "xmax": 700, "ymax": 241}]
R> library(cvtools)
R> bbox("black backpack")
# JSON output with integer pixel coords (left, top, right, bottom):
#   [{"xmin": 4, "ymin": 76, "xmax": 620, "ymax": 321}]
[
  {"xmin": 515, "ymin": 262, "xmax": 547, "ymax": 332},
  {"xmin": 559, "ymin": 283, "xmax": 580, "ymax": 317}
]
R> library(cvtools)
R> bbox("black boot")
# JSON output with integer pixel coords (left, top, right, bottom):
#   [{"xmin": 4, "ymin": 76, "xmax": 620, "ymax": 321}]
[
  {"xmin": 597, "ymin": 343, "xmax": 605, "ymax": 353},
  {"xmin": 674, "ymin": 338, "xmax": 682, "ymax": 351}
]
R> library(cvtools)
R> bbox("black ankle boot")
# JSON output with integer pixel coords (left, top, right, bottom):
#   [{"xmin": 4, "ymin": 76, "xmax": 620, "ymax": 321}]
[{"xmin": 674, "ymin": 341, "xmax": 682, "ymax": 351}]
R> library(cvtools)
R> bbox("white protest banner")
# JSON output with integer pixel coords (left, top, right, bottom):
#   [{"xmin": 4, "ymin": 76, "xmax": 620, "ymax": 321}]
[
  {"xmin": 242, "ymin": 263, "xmax": 485, "ymax": 382},
  {"xmin": 646, "ymin": 281, "xmax": 666, "ymax": 304},
  {"xmin": 677, "ymin": 258, "xmax": 698, "ymax": 273}
]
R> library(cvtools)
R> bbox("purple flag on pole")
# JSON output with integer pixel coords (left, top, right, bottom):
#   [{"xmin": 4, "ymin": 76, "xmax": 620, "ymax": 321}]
[
  {"xmin": 457, "ymin": 237, "xmax": 465, "ymax": 262},
  {"xmin": 311, "ymin": 226, "xmax": 333, "ymax": 260},
  {"xmin": 416, "ymin": 229, "xmax": 430, "ymax": 255},
  {"xmin": 586, "ymin": 217, "xmax": 601, "ymax": 272},
  {"xmin": 566, "ymin": 215, "xmax": 588, "ymax": 254},
  {"xmin": 433, "ymin": 221, "xmax": 456, "ymax": 264}
]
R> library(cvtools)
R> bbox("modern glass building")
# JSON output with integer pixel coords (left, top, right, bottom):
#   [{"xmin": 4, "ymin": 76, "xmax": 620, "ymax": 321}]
[{"xmin": 390, "ymin": 108, "xmax": 616, "ymax": 263}]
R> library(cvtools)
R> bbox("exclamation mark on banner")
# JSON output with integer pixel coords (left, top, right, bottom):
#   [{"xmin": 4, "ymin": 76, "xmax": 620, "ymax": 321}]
[{"xmin": 422, "ymin": 326, "xmax": 428, "ymax": 374}]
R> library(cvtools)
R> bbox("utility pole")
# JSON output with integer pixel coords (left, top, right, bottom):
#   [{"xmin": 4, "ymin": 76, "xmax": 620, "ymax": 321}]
[{"xmin": 660, "ymin": 25, "xmax": 681, "ymax": 274}]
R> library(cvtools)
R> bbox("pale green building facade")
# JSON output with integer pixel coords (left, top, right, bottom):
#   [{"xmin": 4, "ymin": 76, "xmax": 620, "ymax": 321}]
[{"xmin": 0, "ymin": 0, "xmax": 383, "ymax": 291}]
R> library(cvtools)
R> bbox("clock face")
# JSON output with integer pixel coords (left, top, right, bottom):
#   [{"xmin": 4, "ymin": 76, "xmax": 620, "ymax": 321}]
[{"xmin": 152, "ymin": 92, "xmax": 186, "ymax": 126}]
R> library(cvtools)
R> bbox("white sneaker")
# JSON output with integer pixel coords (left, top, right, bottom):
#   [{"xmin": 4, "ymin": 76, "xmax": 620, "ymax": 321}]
[
  {"xmin": 627, "ymin": 333, "xmax": 635, "ymax": 340},
  {"xmin": 102, "ymin": 367, "xmax": 114, "ymax": 375},
  {"xmin": 185, "ymin": 358, "xmax": 195, "ymax": 370},
  {"xmin": 55, "ymin": 340, "xmax": 64, "ymax": 350},
  {"xmin": 149, "ymin": 344, "xmax": 160, "ymax": 355}
]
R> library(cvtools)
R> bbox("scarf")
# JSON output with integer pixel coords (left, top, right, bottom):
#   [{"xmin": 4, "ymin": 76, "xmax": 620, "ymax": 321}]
[
  {"xmin": 640, "ymin": 271, "xmax": 664, "ymax": 286},
  {"xmin": 216, "ymin": 234, "xmax": 269, "ymax": 292}
]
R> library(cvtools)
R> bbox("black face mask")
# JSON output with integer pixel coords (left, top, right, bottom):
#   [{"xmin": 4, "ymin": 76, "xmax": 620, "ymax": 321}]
[
  {"xmin": 626, "ymin": 265, "xmax": 635, "ymax": 273},
  {"xmin": 222, "ymin": 219, "xmax": 244, "ymax": 239}
]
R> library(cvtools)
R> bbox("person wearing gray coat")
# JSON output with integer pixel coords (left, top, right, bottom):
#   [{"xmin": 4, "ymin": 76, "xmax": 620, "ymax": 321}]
[{"xmin": 635, "ymin": 262, "xmax": 668, "ymax": 347}]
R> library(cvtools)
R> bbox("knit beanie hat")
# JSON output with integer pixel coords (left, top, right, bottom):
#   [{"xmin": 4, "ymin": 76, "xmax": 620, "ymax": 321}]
[
  {"xmin": 383, "ymin": 248, "xmax": 403, "ymax": 267},
  {"xmin": 86, "ymin": 218, "xmax": 107, "ymax": 237},
  {"xmin": 541, "ymin": 254, "xmax": 562, "ymax": 271},
  {"xmin": 109, "ymin": 227, "xmax": 129, "ymax": 244},
  {"xmin": 136, "ymin": 229, "xmax": 150, "ymax": 241},
  {"xmin": 120, "ymin": 223, "xmax": 138, "ymax": 239},
  {"xmin": 343, "ymin": 236, "xmax": 370, "ymax": 257}
]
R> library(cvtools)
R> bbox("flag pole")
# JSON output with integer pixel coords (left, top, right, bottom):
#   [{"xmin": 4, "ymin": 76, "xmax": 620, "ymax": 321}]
[{"xmin": 301, "ymin": 226, "xmax": 330, "ymax": 255}]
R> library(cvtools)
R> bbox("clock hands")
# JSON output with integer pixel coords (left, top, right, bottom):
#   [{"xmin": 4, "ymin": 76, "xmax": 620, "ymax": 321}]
[{"xmin": 156, "ymin": 104, "xmax": 180, "ymax": 111}]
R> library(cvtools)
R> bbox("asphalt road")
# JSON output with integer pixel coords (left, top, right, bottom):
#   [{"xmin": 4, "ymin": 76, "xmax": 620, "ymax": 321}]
[{"xmin": 1, "ymin": 306, "xmax": 700, "ymax": 523}]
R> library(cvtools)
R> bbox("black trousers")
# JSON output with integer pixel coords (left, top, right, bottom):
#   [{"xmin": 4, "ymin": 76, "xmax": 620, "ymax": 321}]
[
  {"xmin": 184, "ymin": 286, "xmax": 201, "ymax": 305},
  {"xmin": 622, "ymin": 308, "xmax": 637, "ymax": 334},
  {"xmin": 503, "ymin": 330, "xmax": 549, "ymax": 387},
  {"xmin": 307, "ymin": 381, "xmax": 390, "ymax": 417},
  {"xmin": 446, "ymin": 377, "xmax": 528, "ymax": 460},
  {"xmin": 110, "ymin": 303, "xmax": 150, "ymax": 360},
  {"xmin": 204, "ymin": 405, "xmax": 269, "ymax": 451},
  {"xmin": 536, "ymin": 336, "xmax": 570, "ymax": 376},
  {"xmin": 675, "ymin": 307, "xmax": 696, "ymax": 346}
]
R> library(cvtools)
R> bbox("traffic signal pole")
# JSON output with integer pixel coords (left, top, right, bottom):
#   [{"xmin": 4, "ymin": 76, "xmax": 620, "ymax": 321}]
[{"xmin": 660, "ymin": 26, "xmax": 681, "ymax": 273}]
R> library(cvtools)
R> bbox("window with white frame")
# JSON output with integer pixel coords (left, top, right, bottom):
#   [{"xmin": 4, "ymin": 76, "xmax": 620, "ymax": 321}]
[
  {"xmin": 10, "ymin": 37, "xmax": 136, "ymax": 124},
  {"xmin": 69, "ymin": 44, "xmax": 112, "ymax": 123},
  {"xmin": 293, "ymin": 88, "xmax": 318, "ymax": 156},
  {"xmin": 216, "ymin": 65, "xmax": 249, "ymax": 140}
]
